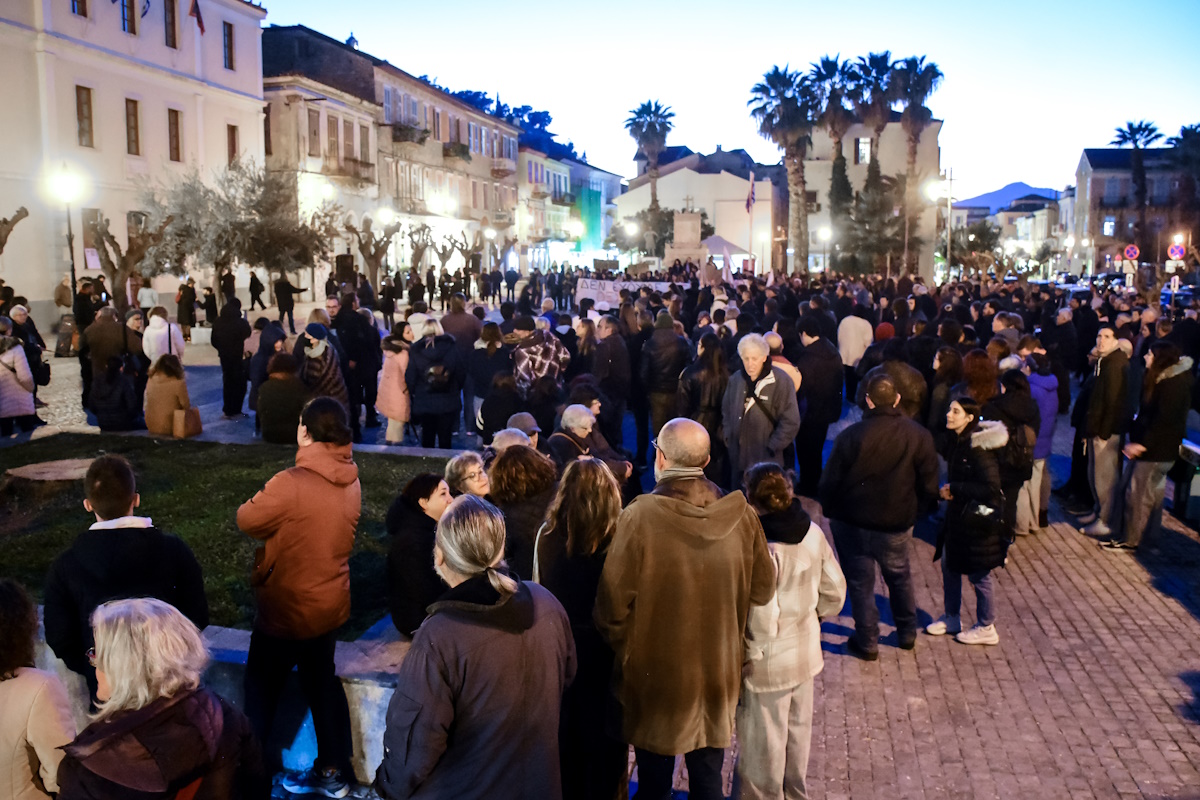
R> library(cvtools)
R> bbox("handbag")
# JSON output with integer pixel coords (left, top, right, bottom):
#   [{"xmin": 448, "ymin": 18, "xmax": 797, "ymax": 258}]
[{"xmin": 173, "ymin": 407, "xmax": 203, "ymax": 438}]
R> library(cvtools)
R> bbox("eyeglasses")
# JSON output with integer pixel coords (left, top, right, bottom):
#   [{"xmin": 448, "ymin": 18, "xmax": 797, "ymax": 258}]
[
  {"xmin": 464, "ymin": 470, "xmax": 485, "ymax": 482},
  {"xmin": 650, "ymin": 438, "xmax": 661, "ymax": 453},
  {"xmin": 87, "ymin": 647, "xmax": 97, "ymax": 667}
]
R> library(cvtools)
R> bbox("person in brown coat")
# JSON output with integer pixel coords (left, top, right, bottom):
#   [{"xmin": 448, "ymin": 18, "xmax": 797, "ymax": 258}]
[
  {"xmin": 595, "ymin": 418, "xmax": 775, "ymax": 800},
  {"xmin": 143, "ymin": 355, "xmax": 191, "ymax": 436},
  {"xmin": 235, "ymin": 397, "xmax": 361, "ymax": 797}
]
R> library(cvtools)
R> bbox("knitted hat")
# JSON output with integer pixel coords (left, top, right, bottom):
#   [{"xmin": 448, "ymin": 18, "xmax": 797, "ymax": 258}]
[
  {"xmin": 875, "ymin": 322, "xmax": 895, "ymax": 341},
  {"xmin": 654, "ymin": 311, "xmax": 675, "ymax": 330},
  {"xmin": 514, "ymin": 316, "xmax": 536, "ymax": 331},
  {"xmin": 304, "ymin": 323, "xmax": 328, "ymax": 340}
]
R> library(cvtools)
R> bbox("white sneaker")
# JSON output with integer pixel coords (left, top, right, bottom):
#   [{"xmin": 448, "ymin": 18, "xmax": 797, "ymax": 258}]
[
  {"xmin": 955, "ymin": 623, "xmax": 1000, "ymax": 646},
  {"xmin": 1082, "ymin": 519, "xmax": 1111, "ymax": 537},
  {"xmin": 925, "ymin": 615, "xmax": 962, "ymax": 636}
]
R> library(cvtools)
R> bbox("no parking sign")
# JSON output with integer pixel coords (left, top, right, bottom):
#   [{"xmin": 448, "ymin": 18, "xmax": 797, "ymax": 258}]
[
  {"xmin": 1123, "ymin": 244, "xmax": 1140, "ymax": 261},
  {"xmin": 1169, "ymin": 243, "xmax": 1187, "ymax": 260}
]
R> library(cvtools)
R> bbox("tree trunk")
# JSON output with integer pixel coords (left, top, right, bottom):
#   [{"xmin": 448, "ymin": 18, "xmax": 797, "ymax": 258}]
[
  {"xmin": 649, "ymin": 162, "xmax": 660, "ymax": 211},
  {"xmin": 786, "ymin": 144, "xmax": 809, "ymax": 274}
]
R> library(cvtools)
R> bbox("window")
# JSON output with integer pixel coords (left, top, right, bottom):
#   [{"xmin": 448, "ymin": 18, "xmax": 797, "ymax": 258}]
[
  {"xmin": 343, "ymin": 119, "xmax": 353, "ymax": 161},
  {"xmin": 168, "ymin": 109, "xmax": 181, "ymax": 161},
  {"xmin": 264, "ymin": 111, "xmax": 272, "ymax": 157},
  {"xmin": 226, "ymin": 124, "xmax": 238, "ymax": 165},
  {"xmin": 327, "ymin": 115, "xmax": 339, "ymax": 159},
  {"xmin": 433, "ymin": 109, "xmax": 441, "ymax": 140},
  {"xmin": 75, "ymin": 86, "xmax": 94, "ymax": 147},
  {"xmin": 71, "ymin": 0, "xmax": 87, "ymax": 17},
  {"xmin": 222, "ymin": 22, "xmax": 235, "ymax": 70},
  {"xmin": 125, "ymin": 99, "xmax": 140, "ymax": 156},
  {"xmin": 359, "ymin": 124, "xmax": 369, "ymax": 164},
  {"xmin": 164, "ymin": 0, "xmax": 177, "ymax": 48},
  {"xmin": 855, "ymin": 137, "xmax": 870, "ymax": 165},
  {"xmin": 307, "ymin": 109, "xmax": 321, "ymax": 157},
  {"xmin": 121, "ymin": 0, "xmax": 136, "ymax": 34},
  {"xmin": 408, "ymin": 97, "xmax": 418, "ymax": 126},
  {"xmin": 1103, "ymin": 216, "xmax": 1116, "ymax": 237},
  {"xmin": 383, "ymin": 87, "xmax": 393, "ymax": 124},
  {"xmin": 472, "ymin": 181, "xmax": 478, "ymax": 208}
]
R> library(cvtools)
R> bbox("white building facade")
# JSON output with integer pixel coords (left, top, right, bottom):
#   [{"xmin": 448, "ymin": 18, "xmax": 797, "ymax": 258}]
[{"xmin": 0, "ymin": 0, "xmax": 267, "ymax": 325}]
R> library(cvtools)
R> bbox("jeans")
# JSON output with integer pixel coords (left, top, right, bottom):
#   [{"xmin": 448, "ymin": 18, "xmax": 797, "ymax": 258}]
[
  {"xmin": 1015, "ymin": 459, "xmax": 1045, "ymax": 535},
  {"xmin": 1088, "ymin": 434, "xmax": 1122, "ymax": 523},
  {"xmin": 942, "ymin": 558, "xmax": 995, "ymax": 627},
  {"xmin": 1123, "ymin": 460, "xmax": 1170, "ymax": 548},
  {"xmin": 244, "ymin": 629, "xmax": 353, "ymax": 777},
  {"xmin": 794, "ymin": 419, "xmax": 830, "ymax": 497},
  {"xmin": 278, "ymin": 307, "xmax": 295, "ymax": 334},
  {"xmin": 735, "ymin": 680, "xmax": 814, "ymax": 800},
  {"xmin": 829, "ymin": 521, "xmax": 916, "ymax": 651},
  {"xmin": 634, "ymin": 746, "xmax": 724, "ymax": 800}
]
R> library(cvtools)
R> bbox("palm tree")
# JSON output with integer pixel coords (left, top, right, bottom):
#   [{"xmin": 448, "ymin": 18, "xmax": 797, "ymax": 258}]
[
  {"xmin": 625, "ymin": 101, "xmax": 675, "ymax": 211},
  {"xmin": 849, "ymin": 52, "xmax": 897, "ymax": 178},
  {"xmin": 894, "ymin": 55, "xmax": 943, "ymax": 270},
  {"xmin": 811, "ymin": 56, "xmax": 856, "ymax": 268},
  {"xmin": 1112, "ymin": 120, "xmax": 1164, "ymax": 257},
  {"xmin": 750, "ymin": 67, "xmax": 820, "ymax": 273}
]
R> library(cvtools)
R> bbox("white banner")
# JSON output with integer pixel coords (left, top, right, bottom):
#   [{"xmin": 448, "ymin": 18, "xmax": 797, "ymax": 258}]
[{"xmin": 575, "ymin": 279, "xmax": 673, "ymax": 306}]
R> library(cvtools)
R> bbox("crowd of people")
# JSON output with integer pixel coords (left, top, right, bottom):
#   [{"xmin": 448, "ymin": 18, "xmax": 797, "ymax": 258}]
[{"xmin": 2, "ymin": 261, "xmax": 1198, "ymax": 799}]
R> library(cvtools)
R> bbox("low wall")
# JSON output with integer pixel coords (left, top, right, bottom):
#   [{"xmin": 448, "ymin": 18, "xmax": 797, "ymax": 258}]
[{"xmin": 36, "ymin": 611, "xmax": 410, "ymax": 785}]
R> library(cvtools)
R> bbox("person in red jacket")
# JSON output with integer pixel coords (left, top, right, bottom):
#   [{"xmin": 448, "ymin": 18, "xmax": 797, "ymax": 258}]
[{"xmin": 237, "ymin": 397, "xmax": 361, "ymax": 797}]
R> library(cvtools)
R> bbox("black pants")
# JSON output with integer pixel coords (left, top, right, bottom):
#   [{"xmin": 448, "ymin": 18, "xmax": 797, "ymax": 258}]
[
  {"xmin": 220, "ymin": 358, "xmax": 247, "ymax": 416},
  {"xmin": 79, "ymin": 353, "xmax": 92, "ymax": 409},
  {"xmin": 602, "ymin": 397, "xmax": 626, "ymax": 450},
  {"xmin": 632, "ymin": 397, "xmax": 650, "ymax": 462},
  {"xmin": 346, "ymin": 374, "xmax": 364, "ymax": 439},
  {"xmin": 0, "ymin": 415, "xmax": 41, "ymax": 436},
  {"xmin": 634, "ymin": 747, "xmax": 724, "ymax": 800},
  {"xmin": 244, "ymin": 629, "xmax": 353, "ymax": 777},
  {"xmin": 795, "ymin": 418, "xmax": 830, "ymax": 497},
  {"xmin": 363, "ymin": 371, "xmax": 379, "ymax": 424},
  {"xmin": 279, "ymin": 307, "xmax": 296, "ymax": 334},
  {"xmin": 648, "ymin": 392, "xmax": 677, "ymax": 442},
  {"xmin": 506, "ymin": 284, "xmax": 516, "ymax": 302},
  {"xmin": 249, "ymin": 291, "xmax": 267, "ymax": 311},
  {"xmin": 844, "ymin": 365, "xmax": 860, "ymax": 409},
  {"xmin": 416, "ymin": 412, "xmax": 455, "ymax": 448},
  {"xmin": 830, "ymin": 520, "xmax": 917, "ymax": 651}
]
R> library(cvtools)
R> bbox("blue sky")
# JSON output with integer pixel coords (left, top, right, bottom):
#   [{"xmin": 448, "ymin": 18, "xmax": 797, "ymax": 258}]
[{"xmin": 266, "ymin": 0, "xmax": 1200, "ymax": 200}]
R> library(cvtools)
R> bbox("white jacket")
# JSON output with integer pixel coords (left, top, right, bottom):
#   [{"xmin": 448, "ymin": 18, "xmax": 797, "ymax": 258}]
[
  {"xmin": 837, "ymin": 314, "xmax": 874, "ymax": 368},
  {"xmin": 743, "ymin": 521, "xmax": 847, "ymax": 693},
  {"xmin": 0, "ymin": 668, "xmax": 76, "ymax": 799},
  {"xmin": 0, "ymin": 342, "xmax": 35, "ymax": 418},
  {"xmin": 142, "ymin": 316, "xmax": 186, "ymax": 366}
]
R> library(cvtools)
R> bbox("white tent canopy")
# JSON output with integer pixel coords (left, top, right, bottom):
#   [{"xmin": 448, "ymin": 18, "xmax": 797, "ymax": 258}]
[{"xmin": 701, "ymin": 235, "xmax": 748, "ymax": 255}]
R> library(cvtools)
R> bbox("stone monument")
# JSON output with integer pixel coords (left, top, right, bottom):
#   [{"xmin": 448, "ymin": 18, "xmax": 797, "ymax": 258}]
[{"xmin": 662, "ymin": 210, "xmax": 708, "ymax": 271}]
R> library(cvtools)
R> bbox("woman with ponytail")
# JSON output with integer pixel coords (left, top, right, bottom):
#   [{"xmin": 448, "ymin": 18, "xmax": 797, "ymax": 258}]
[{"xmin": 375, "ymin": 495, "xmax": 577, "ymax": 800}]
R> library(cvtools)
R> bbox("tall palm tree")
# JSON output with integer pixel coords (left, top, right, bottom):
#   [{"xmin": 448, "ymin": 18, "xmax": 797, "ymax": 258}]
[
  {"xmin": 894, "ymin": 55, "xmax": 943, "ymax": 270},
  {"xmin": 1112, "ymin": 120, "xmax": 1163, "ymax": 257},
  {"xmin": 626, "ymin": 101, "xmax": 675, "ymax": 211},
  {"xmin": 750, "ymin": 67, "xmax": 820, "ymax": 273},
  {"xmin": 849, "ymin": 52, "xmax": 897, "ymax": 177},
  {"xmin": 811, "ymin": 56, "xmax": 856, "ymax": 268}
]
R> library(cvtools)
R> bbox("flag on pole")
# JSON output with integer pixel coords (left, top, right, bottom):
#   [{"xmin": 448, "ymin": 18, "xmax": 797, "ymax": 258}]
[
  {"xmin": 721, "ymin": 250, "xmax": 734, "ymax": 284},
  {"xmin": 745, "ymin": 171, "xmax": 756, "ymax": 213},
  {"xmin": 188, "ymin": 0, "xmax": 205, "ymax": 34}
]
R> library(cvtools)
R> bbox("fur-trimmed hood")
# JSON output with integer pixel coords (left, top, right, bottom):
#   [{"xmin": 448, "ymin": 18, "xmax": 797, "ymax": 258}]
[
  {"xmin": 969, "ymin": 418, "xmax": 1009, "ymax": 450},
  {"xmin": 1156, "ymin": 356, "xmax": 1194, "ymax": 383}
]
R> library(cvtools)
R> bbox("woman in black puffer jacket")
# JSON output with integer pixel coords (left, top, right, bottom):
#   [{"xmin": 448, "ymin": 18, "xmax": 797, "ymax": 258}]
[
  {"xmin": 405, "ymin": 324, "xmax": 464, "ymax": 449},
  {"xmin": 927, "ymin": 396, "xmax": 1007, "ymax": 647}
]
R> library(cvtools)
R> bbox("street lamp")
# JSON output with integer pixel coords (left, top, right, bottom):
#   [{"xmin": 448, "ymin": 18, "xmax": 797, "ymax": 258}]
[
  {"xmin": 1081, "ymin": 237, "xmax": 1092, "ymax": 275},
  {"xmin": 1175, "ymin": 233, "xmax": 1186, "ymax": 246},
  {"xmin": 376, "ymin": 207, "xmax": 396, "ymax": 227},
  {"xmin": 49, "ymin": 163, "xmax": 86, "ymax": 306},
  {"xmin": 623, "ymin": 221, "xmax": 639, "ymax": 236},
  {"xmin": 925, "ymin": 168, "xmax": 953, "ymax": 273},
  {"xmin": 819, "ymin": 226, "xmax": 832, "ymax": 271}
]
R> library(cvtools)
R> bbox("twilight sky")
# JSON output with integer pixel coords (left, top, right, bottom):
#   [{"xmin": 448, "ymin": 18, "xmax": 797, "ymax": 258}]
[{"xmin": 266, "ymin": 0, "xmax": 1200, "ymax": 201}]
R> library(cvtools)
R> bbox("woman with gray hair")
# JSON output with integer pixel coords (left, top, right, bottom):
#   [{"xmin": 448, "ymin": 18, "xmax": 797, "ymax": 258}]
[
  {"xmin": 56, "ymin": 598, "xmax": 266, "ymax": 799},
  {"xmin": 722, "ymin": 333, "xmax": 802, "ymax": 488},
  {"xmin": 444, "ymin": 451, "xmax": 490, "ymax": 497},
  {"xmin": 376, "ymin": 495, "xmax": 576, "ymax": 800}
]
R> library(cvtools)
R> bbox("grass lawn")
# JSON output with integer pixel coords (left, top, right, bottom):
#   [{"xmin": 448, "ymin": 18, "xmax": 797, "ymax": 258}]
[{"xmin": 0, "ymin": 434, "xmax": 448, "ymax": 639}]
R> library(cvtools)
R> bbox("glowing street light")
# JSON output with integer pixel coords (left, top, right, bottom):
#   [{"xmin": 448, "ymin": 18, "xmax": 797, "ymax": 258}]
[
  {"xmin": 623, "ymin": 221, "xmax": 639, "ymax": 236},
  {"xmin": 1175, "ymin": 233, "xmax": 1186, "ymax": 245},
  {"xmin": 375, "ymin": 207, "xmax": 396, "ymax": 227},
  {"xmin": 49, "ymin": 163, "xmax": 87, "ymax": 305},
  {"xmin": 819, "ymin": 226, "xmax": 832, "ymax": 270},
  {"xmin": 483, "ymin": 227, "xmax": 497, "ymax": 240},
  {"xmin": 568, "ymin": 219, "xmax": 585, "ymax": 238}
]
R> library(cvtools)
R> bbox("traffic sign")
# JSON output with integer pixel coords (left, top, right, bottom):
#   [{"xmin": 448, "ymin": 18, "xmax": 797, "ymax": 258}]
[
  {"xmin": 1169, "ymin": 243, "xmax": 1187, "ymax": 260},
  {"xmin": 1124, "ymin": 244, "xmax": 1140, "ymax": 260},
  {"xmin": 1171, "ymin": 275, "xmax": 1181, "ymax": 293}
]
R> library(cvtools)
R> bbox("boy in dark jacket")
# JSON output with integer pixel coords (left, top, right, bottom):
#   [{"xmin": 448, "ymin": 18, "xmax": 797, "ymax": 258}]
[
  {"xmin": 43, "ymin": 455, "xmax": 208, "ymax": 700},
  {"xmin": 1078, "ymin": 325, "xmax": 1130, "ymax": 536}
]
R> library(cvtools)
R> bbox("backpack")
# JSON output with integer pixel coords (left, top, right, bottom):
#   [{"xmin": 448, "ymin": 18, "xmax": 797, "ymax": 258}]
[
  {"xmin": 1001, "ymin": 422, "xmax": 1037, "ymax": 482},
  {"xmin": 424, "ymin": 363, "xmax": 452, "ymax": 392}
]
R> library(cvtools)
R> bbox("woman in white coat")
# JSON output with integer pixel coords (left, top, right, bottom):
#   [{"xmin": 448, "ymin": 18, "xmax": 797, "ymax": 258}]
[
  {"xmin": 735, "ymin": 463, "xmax": 846, "ymax": 800},
  {"xmin": 0, "ymin": 317, "xmax": 36, "ymax": 437}
]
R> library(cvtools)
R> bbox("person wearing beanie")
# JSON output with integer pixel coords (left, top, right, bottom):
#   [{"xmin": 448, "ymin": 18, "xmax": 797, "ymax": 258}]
[
  {"xmin": 792, "ymin": 316, "xmax": 844, "ymax": 496},
  {"xmin": 210, "ymin": 297, "xmax": 252, "ymax": 418},
  {"xmin": 298, "ymin": 323, "xmax": 349, "ymax": 409},
  {"xmin": 875, "ymin": 322, "xmax": 895, "ymax": 341}
]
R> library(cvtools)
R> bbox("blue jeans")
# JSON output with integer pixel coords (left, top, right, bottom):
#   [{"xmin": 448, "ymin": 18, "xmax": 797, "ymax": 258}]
[
  {"xmin": 942, "ymin": 558, "xmax": 995, "ymax": 626},
  {"xmin": 830, "ymin": 521, "xmax": 917, "ymax": 651}
]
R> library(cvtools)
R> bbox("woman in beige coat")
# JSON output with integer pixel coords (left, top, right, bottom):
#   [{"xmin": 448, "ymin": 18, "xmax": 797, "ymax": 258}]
[
  {"xmin": 377, "ymin": 321, "xmax": 413, "ymax": 445},
  {"xmin": 735, "ymin": 463, "xmax": 846, "ymax": 800},
  {"xmin": 0, "ymin": 580, "xmax": 76, "ymax": 800},
  {"xmin": 143, "ymin": 355, "xmax": 191, "ymax": 437}
]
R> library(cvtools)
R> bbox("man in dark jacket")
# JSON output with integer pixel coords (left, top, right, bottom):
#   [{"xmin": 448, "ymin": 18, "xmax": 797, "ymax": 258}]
[
  {"xmin": 333, "ymin": 293, "xmax": 374, "ymax": 441},
  {"xmin": 593, "ymin": 315, "xmax": 631, "ymax": 447},
  {"xmin": 640, "ymin": 311, "xmax": 691, "ymax": 440},
  {"xmin": 43, "ymin": 455, "xmax": 208, "ymax": 699},
  {"xmin": 820, "ymin": 374, "xmax": 939, "ymax": 659},
  {"xmin": 793, "ymin": 316, "xmax": 844, "ymax": 496},
  {"xmin": 210, "ymin": 298, "xmax": 252, "ymax": 418},
  {"xmin": 857, "ymin": 338, "xmax": 928, "ymax": 422},
  {"xmin": 274, "ymin": 274, "xmax": 306, "ymax": 334},
  {"xmin": 79, "ymin": 306, "xmax": 142, "ymax": 410},
  {"xmin": 1079, "ymin": 325, "xmax": 1130, "ymax": 535}
]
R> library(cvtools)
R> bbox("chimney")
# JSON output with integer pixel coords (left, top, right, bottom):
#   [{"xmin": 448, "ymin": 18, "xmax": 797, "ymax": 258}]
[{"xmin": 715, "ymin": 144, "xmax": 722, "ymax": 152}]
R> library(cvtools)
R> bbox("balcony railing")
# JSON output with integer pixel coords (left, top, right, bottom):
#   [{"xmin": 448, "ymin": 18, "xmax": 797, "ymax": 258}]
[
  {"xmin": 551, "ymin": 192, "xmax": 575, "ymax": 207},
  {"xmin": 322, "ymin": 157, "xmax": 375, "ymax": 182},
  {"xmin": 443, "ymin": 142, "xmax": 472, "ymax": 163},
  {"xmin": 491, "ymin": 157, "xmax": 517, "ymax": 178},
  {"xmin": 1099, "ymin": 196, "xmax": 1127, "ymax": 208},
  {"xmin": 531, "ymin": 227, "xmax": 551, "ymax": 242},
  {"xmin": 530, "ymin": 181, "xmax": 550, "ymax": 199},
  {"xmin": 490, "ymin": 210, "xmax": 514, "ymax": 227},
  {"xmin": 392, "ymin": 124, "xmax": 430, "ymax": 145}
]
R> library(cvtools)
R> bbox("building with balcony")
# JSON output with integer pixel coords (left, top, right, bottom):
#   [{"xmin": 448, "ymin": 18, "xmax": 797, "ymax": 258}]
[
  {"xmin": 517, "ymin": 146, "xmax": 575, "ymax": 271},
  {"xmin": 562, "ymin": 158, "xmax": 623, "ymax": 265},
  {"xmin": 1075, "ymin": 147, "xmax": 1193, "ymax": 268},
  {"xmin": 0, "ymin": 0, "xmax": 267, "ymax": 324},
  {"xmin": 262, "ymin": 24, "xmax": 521, "ymax": 279}
]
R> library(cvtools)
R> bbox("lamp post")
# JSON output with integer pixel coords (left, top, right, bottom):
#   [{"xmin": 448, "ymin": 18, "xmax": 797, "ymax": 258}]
[
  {"xmin": 925, "ymin": 169, "xmax": 953, "ymax": 277},
  {"xmin": 49, "ymin": 163, "xmax": 86, "ymax": 306},
  {"xmin": 1081, "ymin": 237, "xmax": 1091, "ymax": 276},
  {"xmin": 819, "ymin": 226, "xmax": 831, "ymax": 271}
]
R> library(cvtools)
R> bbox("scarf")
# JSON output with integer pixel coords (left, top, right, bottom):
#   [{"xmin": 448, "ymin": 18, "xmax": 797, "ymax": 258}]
[
  {"xmin": 306, "ymin": 339, "xmax": 328, "ymax": 359},
  {"xmin": 656, "ymin": 466, "xmax": 706, "ymax": 482}
]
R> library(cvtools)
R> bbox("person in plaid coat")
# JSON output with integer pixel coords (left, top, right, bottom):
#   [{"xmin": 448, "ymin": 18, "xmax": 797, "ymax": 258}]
[{"xmin": 511, "ymin": 316, "xmax": 570, "ymax": 398}]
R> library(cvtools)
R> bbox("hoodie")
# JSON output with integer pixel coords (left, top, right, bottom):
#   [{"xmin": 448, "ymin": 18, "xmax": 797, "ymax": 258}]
[
  {"xmin": 376, "ymin": 578, "xmax": 575, "ymax": 800},
  {"xmin": 142, "ymin": 315, "xmax": 186, "ymax": 366},
  {"xmin": 1026, "ymin": 372, "xmax": 1060, "ymax": 460},
  {"xmin": 236, "ymin": 442, "xmax": 361, "ymax": 639},
  {"xmin": 57, "ymin": 687, "xmax": 267, "ymax": 800}
]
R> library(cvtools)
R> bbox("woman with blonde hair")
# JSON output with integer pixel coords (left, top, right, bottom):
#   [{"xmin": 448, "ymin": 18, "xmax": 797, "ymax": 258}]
[
  {"xmin": 375, "ymin": 495, "xmax": 575, "ymax": 800},
  {"xmin": 445, "ymin": 451, "xmax": 491, "ymax": 497},
  {"xmin": 534, "ymin": 458, "xmax": 627, "ymax": 800},
  {"xmin": 57, "ymin": 598, "xmax": 266, "ymax": 799}
]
